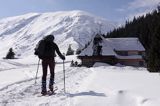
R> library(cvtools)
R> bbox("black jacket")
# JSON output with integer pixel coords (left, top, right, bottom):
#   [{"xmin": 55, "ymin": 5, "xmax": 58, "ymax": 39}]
[{"xmin": 42, "ymin": 39, "xmax": 65, "ymax": 60}]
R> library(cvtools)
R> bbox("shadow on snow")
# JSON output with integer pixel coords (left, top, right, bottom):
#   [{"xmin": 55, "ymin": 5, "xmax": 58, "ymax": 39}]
[{"xmin": 68, "ymin": 90, "xmax": 106, "ymax": 97}]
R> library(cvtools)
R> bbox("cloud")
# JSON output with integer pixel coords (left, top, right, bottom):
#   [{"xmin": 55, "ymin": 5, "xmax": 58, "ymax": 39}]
[
  {"xmin": 127, "ymin": 9, "xmax": 151, "ymax": 21},
  {"xmin": 116, "ymin": 0, "xmax": 160, "ymax": 22},
  {"xmin": 128, "ymin": 0, "xmax": 160, "ymax": 9},
  {"xmin": 115, "ymin": 0, "xmax": 160, "ymax": 13},
  {"xmin": 115, "ymin": 8, "xmax": 125, "ymax": 12},
  {"xmin": 126, "ymin": 0, "xmax": 160, "ymax": 20}
]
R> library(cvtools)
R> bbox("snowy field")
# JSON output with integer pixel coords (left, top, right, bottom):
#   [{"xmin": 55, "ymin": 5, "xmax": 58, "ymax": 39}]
[{"xmin": 0, "ymin": 55, "xmax": 160, "ymax": 106}]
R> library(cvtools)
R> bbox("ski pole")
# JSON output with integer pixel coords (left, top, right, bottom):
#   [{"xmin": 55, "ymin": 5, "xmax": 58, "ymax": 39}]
[
  {"xmin": 35, "ymin": 59, "xmax": 40, "ymax": 84},
  {"xmin": 63, "ymin": 59, "xmax": 66, "ymax": 93}
]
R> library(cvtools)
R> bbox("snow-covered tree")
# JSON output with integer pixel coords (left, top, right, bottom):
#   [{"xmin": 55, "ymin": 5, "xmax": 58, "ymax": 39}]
[
  {"xmin": 5, "ymin": 48, "xmax": 15, "ymax": 59},
  {"xmin": 66, "ymin": 44, "xmax": 74, "ymax": 55},
  {"xmin": 76, "ymin": 49, "xmax": 82, "ymax": 55}
]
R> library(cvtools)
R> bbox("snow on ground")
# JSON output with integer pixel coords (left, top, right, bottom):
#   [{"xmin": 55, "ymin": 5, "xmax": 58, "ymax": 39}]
[
  {"xmin": 74, "ymin": 63, "xmax": 160, "ymax": 106},
  {"xmin": 0, "ymin": 56, "xmax": 160, "ymax": 106}
]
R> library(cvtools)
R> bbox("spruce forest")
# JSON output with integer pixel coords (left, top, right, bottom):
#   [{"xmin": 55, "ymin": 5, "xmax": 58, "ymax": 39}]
[{"xmin": 105, "ymin": 6, "xmax": 160, "ymax": 72}]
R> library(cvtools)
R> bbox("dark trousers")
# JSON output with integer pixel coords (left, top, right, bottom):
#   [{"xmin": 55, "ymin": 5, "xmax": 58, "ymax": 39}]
[{"xmin": 42, "ymin": 58, "xmax": 55, "ymax": 87}]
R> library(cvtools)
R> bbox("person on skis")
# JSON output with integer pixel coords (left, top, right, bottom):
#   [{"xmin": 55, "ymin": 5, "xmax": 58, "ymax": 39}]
[{"xmin": 35, "ymin": 35, "xmax": 65, "ymax": 95}]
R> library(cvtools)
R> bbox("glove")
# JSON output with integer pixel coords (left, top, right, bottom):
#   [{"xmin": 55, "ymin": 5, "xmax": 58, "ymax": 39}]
[{"xmin": 61, "ymin": 55, "xmax": 65, "ymax": 60}]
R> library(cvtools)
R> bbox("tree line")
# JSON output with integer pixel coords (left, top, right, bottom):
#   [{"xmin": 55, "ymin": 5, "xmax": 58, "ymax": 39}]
[{"xmin": 105, "ymin": 6, "xmax": 160, "ymax": 72}]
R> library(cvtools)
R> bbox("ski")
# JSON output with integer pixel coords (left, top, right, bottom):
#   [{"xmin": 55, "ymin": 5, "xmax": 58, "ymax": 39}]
[
  {"xmin": 47, "ymin": 86, "xmax": 58, "ymax": 96},
  {"xmin": 37, "ymin": 86, "xmax": 58, "ymax": 97}
]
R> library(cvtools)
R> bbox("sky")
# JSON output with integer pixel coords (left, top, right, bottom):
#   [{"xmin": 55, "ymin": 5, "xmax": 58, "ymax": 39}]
[{"xmin": 0, "ymin": 0, "xmax": 159, "ymax": 23}]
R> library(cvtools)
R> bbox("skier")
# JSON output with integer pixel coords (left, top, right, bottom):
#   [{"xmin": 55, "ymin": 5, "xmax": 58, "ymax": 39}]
[{"xmin": 35, "ymin": 35, "xmax": 65, "ymax": 95}]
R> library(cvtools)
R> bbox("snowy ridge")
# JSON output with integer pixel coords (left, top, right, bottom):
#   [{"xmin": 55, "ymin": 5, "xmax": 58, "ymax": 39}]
[{"xmin": 0, "ymin": 10, "xmax": 116, "ymax": 58}]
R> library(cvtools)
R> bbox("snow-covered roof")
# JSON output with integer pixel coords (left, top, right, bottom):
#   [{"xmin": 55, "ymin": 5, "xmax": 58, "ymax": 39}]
[
  {"xmin": 79, "ymin": 36, "xmax": 116, "ymax": 56},
  {"xmin": 107, "ymin": 38, "xmax": 145, "ymax": 51},
  {"xmin": 79, "ymin": 36, "xmax": 145, "ymax": 56}
]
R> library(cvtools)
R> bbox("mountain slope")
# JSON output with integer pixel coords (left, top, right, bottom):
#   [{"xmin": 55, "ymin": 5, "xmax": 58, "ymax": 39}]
[{"xmin": 0, "ymin": 10, "xmax": 116, "ymax": 57}]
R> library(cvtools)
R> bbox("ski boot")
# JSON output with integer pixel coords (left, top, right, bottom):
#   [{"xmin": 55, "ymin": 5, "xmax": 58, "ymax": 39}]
[
  {"xmin": 41, "ymin": 81, "xmax": 47, "ymax": 95},
  {"xmin": 49, "ymin": 84, "xmax": 54, "ymax": 92},
  {"xmin": 41, "ymin": 89, "xmax": 47, "ymax": 95}
]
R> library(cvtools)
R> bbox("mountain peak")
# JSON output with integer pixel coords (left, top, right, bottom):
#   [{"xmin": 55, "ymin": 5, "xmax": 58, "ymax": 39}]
[{"xmin": 0, "ymin": 10, "xmax": 116, "ymax": 57}]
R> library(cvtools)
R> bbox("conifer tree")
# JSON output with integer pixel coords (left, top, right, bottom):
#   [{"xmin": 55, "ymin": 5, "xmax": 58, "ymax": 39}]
[
  {"xmin": 105, "ymin": 6, "xmax": 160, "ymax": 72},
  {"xmin": 66, "ymin": 44, "xmax": 74, "ymax": 55},
  {"xmin": 76, "ymin": 49, "xmax": 81, "ymax": 55},
  {"xmin": 148, "ymin": 25, "xmax": 160, "ymax": 72},
  {"xmin": 6, "ymin": 48, "xmax": 15, "ymax": 59}
]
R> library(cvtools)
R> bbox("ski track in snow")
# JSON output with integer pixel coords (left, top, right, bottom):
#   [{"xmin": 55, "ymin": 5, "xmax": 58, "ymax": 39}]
[
  {"xmin": 0, "ymin": 59, "xmax": 72, "ymax": 72},
  {"xmin": 0, "ymin": 59, "xmax": 36, "ymax": 72},
  {"xmin": 0, "ymin": 63, "xmax": 92, "ymax": 106},
  {"xmin": 0, "ymin": 59, "xmax": 160, "ymax": 106}
]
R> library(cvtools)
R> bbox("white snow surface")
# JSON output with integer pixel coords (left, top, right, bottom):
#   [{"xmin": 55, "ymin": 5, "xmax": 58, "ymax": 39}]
[
  {"xmin": 107, "ymin": 38, "xmax": 145, "ymax": 51},
  {"xmin": 0, "ymin": 56, "xmax": 160, "ymax": 106},
  {"xmin": 80, "ymin": 35, "xmax": 116, "ymax": 56},
  {"xmin": 0, "ymin": 10, "xmax": 116, "ymax": 58}
]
